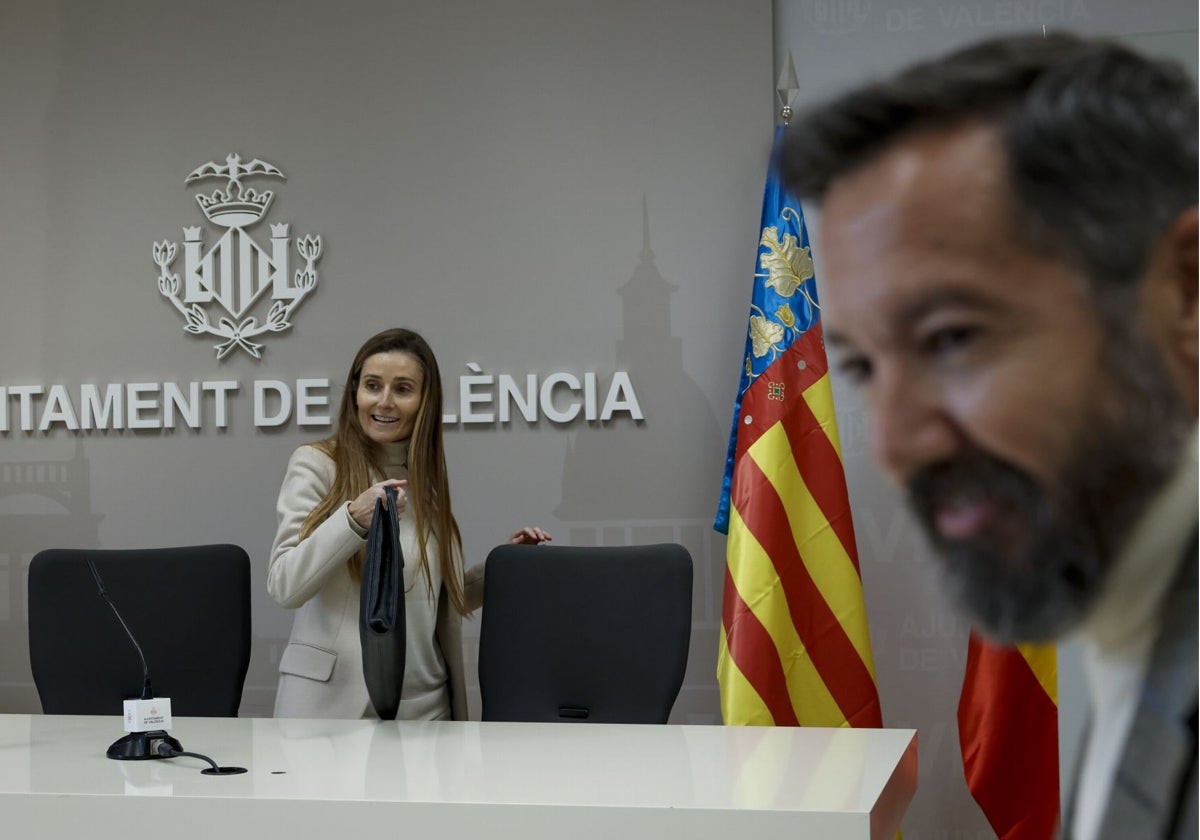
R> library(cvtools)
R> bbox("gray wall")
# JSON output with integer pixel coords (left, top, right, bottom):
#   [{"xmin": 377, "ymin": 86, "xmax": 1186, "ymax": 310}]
[
  {"xmin": 773, "ymin": 1, "xmax": 1198, "ymax": 837},
  {"xmin": 0, "ymin": 0, "xmax": 771, "ymax": 720}
]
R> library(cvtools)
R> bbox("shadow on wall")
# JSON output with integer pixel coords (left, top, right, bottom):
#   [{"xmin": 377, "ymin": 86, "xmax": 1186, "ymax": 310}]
[
  {"xmin": 0, "ymin": 439, "xmax": 102, "ymax": 712},
  {"xmin": 555, "ymin": 196, "xmax": 729, "ymax": 723}
]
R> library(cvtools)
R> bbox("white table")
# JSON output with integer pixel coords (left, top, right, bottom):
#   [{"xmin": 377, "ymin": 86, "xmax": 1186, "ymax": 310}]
[{"xmin": 0, "ymin": 715, "xmax": 916, "ymax": 839}]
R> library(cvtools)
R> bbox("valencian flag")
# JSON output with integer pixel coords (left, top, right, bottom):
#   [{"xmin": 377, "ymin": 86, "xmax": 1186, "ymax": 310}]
[
  {"xmin": 959, "ymin": 635, "xmax": 1059, "ymax": 838},
  {"xmin": 714, "ymin": 125, "xmax": 882, "ymax": 729}
]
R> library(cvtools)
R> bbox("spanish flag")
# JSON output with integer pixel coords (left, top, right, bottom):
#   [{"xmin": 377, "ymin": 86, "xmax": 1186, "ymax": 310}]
[{"xmin": 715, "ymin": 126, "xmax": 882, "ymax": 729}]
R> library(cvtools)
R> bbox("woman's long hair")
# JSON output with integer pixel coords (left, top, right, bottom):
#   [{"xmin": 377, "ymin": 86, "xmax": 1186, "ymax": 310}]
[{"xmin": 299, "ymin": 328, "xmax": 468, "ymax": 615}]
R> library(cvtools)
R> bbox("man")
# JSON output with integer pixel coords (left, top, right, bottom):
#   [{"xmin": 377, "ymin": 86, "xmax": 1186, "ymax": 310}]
[{"xmin": 777, "ymin": 33, "xmax": 1197, "ymax": 840}]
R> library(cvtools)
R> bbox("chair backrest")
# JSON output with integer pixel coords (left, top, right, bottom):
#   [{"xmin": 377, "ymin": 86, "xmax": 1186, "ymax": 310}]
[
  {"xmin": 27, "ymin": 544, "xmax": 252, "ymax": 716},
  {"xmin": 478, "ymin": 542, "xmax": 692, "ymax": 724}
]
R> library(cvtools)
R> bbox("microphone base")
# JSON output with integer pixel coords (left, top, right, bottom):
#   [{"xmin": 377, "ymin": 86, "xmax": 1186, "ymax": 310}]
[{"xmin": 106, "ymin": 730, "xmax": 183, "ymax": 761}]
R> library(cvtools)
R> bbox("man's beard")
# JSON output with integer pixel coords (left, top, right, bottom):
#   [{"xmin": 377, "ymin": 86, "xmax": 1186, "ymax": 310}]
[{"xmin": 907, "ymin": 334, "xmax": 1189, "ymax": 644}]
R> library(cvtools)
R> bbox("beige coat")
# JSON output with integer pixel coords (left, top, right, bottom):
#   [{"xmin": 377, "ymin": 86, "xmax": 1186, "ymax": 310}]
[{"xmin": 267, "ymin": 444, "xmax": 483, "ymax": 720}]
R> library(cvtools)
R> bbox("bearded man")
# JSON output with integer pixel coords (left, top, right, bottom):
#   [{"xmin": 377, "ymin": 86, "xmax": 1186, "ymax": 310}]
[{"xmin": 778, "ymin": 33, "xmax": 1197, "ymax": 840}]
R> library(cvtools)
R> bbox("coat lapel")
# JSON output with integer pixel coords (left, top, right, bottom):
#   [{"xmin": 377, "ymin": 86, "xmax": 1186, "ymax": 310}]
[{"xmin": 1097, "ymin": 534, "xmax": 1198, "ymax": 840}]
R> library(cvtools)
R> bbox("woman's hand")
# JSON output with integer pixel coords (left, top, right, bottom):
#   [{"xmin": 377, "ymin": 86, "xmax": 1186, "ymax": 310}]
[
  {"xmin": 348, "ymin": 479, "xmax": 408, "ymax": 530},
  {"xmin": 508, "ymin": 526, "xmax": 553, "ymax": 545}
]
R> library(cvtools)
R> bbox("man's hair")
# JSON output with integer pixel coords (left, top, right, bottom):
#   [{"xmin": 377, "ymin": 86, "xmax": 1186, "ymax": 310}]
[{"xmin": 777, "ymin": 33, "xmax": 1198, "ymax": 291}]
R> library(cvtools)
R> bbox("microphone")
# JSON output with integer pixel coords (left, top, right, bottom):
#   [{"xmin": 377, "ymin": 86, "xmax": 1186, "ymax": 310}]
[{"xmin": 86, "ymin": 558, "xmax": 183, "ymax": 761}]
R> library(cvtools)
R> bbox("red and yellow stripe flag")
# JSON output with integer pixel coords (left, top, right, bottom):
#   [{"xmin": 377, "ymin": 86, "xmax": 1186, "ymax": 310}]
[
  {"xmin": 958, "ymin": 635, "xmax": 1059, "ymax": 839},
  {"xmin": 714, "ymin": 126, "xmax": 882, "ymax": 729}
]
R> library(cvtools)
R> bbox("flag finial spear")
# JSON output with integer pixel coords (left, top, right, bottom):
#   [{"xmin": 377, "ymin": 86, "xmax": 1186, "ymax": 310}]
[{"xmin": 777, "ymin": 50, "xmax": 799, "ymax": 126}]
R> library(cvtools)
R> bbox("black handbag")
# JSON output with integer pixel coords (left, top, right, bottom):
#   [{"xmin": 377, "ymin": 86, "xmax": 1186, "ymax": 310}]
[{"xmin": 360, "ymin": 485, "xmax": 406, "ymax": 720}]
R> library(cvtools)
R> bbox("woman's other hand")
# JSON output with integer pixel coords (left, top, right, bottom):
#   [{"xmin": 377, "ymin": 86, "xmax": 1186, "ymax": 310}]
[
  {"xmin": 508, "ymin": 526, "xmax": 553, "ymax": 545},
  {"xmin": 348, "ymin": 479, "xmax": 408, "ymax": 530}
]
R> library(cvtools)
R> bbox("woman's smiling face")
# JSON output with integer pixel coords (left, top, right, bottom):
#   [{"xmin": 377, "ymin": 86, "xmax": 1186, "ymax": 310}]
[{"xmin": 355, "ymin": 351, "xmax": 424, "ymax": 445}]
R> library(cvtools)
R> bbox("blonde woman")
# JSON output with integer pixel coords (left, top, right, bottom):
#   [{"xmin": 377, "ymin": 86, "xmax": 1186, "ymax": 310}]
[{"xmin": 268, "ymin": 328, "xmax": 550, "ymax": 719}]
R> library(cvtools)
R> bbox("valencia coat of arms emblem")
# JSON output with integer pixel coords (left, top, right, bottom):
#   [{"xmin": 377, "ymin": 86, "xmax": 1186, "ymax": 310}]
[{"xmin": 153, "ymin": 153, "xmax": 322, "ymax": 359}]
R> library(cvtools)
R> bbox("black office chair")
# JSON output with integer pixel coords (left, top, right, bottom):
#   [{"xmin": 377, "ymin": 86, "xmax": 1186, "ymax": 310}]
[
  {"xmin": 478, "ymin": 542, "xmax": 693, "ymax": 724},
  {"xmin": 28, "ymin": 544, "xmax": 252, "ymax": 716}
]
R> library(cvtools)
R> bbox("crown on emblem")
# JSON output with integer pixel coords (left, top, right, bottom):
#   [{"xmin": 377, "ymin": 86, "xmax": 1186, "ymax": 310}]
[{"xmin": 195, "ymin": 182, "xmax": 274, "ymax": 227}]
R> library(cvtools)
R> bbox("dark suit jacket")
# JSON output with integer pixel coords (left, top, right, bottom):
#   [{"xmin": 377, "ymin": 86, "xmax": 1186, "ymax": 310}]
[{"xmin": 1070, "ymin": 534, "xmax": 1198, "ymax": 840}]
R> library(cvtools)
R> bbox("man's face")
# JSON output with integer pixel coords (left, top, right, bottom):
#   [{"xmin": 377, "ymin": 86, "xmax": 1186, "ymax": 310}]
[{"xmin": 818, "ymin": 123, "xmax": 1186, "ymax": 643}]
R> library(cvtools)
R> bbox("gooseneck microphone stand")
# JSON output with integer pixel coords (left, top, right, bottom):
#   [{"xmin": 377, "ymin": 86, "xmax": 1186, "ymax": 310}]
[{"xmin": 86, "ymin": 558, "xmax": 183, "ymax": 760}]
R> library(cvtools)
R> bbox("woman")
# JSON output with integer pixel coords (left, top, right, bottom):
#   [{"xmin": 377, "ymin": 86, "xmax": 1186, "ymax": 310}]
[{"xmin": 267, "ymin": 328, "xmax": 550, "ymax": 719}]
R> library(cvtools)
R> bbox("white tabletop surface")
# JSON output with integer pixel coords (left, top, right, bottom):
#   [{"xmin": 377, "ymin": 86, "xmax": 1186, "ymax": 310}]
[{"xmin": 0, "ymin": 714, "xmax": 917, "ymax": 839}]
